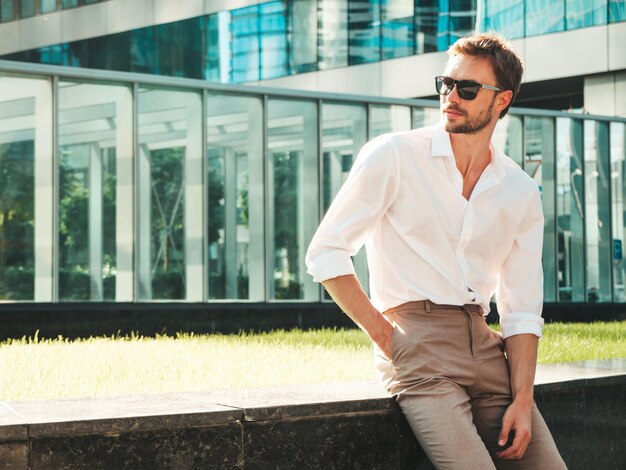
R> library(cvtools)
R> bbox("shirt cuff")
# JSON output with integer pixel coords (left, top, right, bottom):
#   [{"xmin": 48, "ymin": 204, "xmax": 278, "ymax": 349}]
[
  {"xmin": 306, "ymin": 251, "xmax": 356, "ymax": 283},
  {"xmin": 500, "ymin": 312, "xmax": 544, "ymax": 339}
]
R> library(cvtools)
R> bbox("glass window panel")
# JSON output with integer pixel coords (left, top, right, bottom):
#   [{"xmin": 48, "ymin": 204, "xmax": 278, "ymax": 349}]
[
  {"xmin": 524, "ymin": 117, "xmax": 557, "ymax": 302},
  {"xmin": 155, "ymin": 17, "xmax": 204, "ymax": 79},
  {"xmin": 556, "ymin": 118, "xmax": 585, "ymax": 301},
  {"xmin": 412, "ymin": 107, "xmax": 441, "ymax": 128},
  {"xmin": 611, "ymin": 123, "xmax": 626, "ymax": 301},
  {"xmin": 445, "ymin": 0, "xmax": 477, "ymax": 48},
  {"xmin": 584, "ymin": 120, "xmax": 612, "ymax": 302},
  {"xmin": 62, "ymin": 0, "xmax": 78, "ymax": 9},
  {"xmin": 289, "ymin": 0, "xmax": 318, "ymax": 73},
  {"xmin": 41, "ymin": 0, "xmax": 57, "ymax": 14},
  {"xmin": 0, "ymin": 77, "xmax": 35, "ymax": 299},
  {"xmin": 494, "ymin": 114, "xmax": 524, "ymax": 167},
  {"xmin": 267, "ymin": 99, "xmax": 319, "ymax": 300},
  {"xmin": 381, "ymin": 0, "xmax": 414, "ymax": 59},
  {"xmin": 58, "ymin": 82, "xmax": 132, "ymax": 301},
  {"xmin": 84, "ymin": 0, "xmax": 100, "ymax": 4},
  {"xmin": 369, "ymin": 104, "xmax": 411, "ymax": 137},
  {"xmin": 482, "ymin": 0, "xmax": 524, "ymax": 39},
  {"xmin": 525, "ymin": 0, "xmax": 564, "ymax": 36},
  {"xmin": 259, "ymin": 1, "xmax": 288, "ymax": 79},
  {"xmin": 415, "ymin": 0, "xmax": 438, "ymax": 53},
  {"xmin": 566, "ymin": 0, "xmax": 608, "ymax": 29},
  {"xmin": 206, "ymin": 94, "xmax": 264, "ymax": 300},
  {"xmin": 21, "ymin": 0, "xmax": 36, "ymax": 18},
  {"xmin": 318, "ymin": 0, "xmax": 348, "ymax": 69},
  {"xmin": 231, "ymin": 4, "xmax": 260, "ymax": 82},
  {"xmin": 610, "ymin": 0, "xmax": 626, "ymax": 22},
  {"xmin": 137, "ymin": 88, "xmax": 202, "ymax": 300},
  {"xmin": 321, "ymin": 103, "xmax": 368, "ymax": 298},
  {"xmin": 348, "ymin": 0, "xmax": 381, "ymax": 65},
  {"xmin": 0, "ymin": 0, "xmax": 15, "ymax": 22},
  {"xmin": 206, "ymin": 12, "xmax": 231, "ymax": 83}
]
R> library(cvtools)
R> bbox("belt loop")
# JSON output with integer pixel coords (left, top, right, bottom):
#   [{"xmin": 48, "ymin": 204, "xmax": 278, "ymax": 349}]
[{"xmin": 425, "ymin": 300, "xmax": 431, "ymax": 313}]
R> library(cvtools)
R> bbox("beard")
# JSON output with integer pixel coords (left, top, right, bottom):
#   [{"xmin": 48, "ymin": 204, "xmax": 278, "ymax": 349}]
[{"xmin": 444, "ymin": 98, "xmax": 495, "ymax": 135}]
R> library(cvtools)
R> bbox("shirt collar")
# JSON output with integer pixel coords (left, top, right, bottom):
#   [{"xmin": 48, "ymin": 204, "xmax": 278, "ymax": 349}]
[{"xmin": 430, "ymin": 122, "xmax": 506, "ymax": 184}]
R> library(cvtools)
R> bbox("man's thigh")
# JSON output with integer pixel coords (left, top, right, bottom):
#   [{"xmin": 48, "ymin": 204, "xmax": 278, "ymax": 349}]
[{"xmin": 398, "ymin": 378, "xmax": 496, "ymax": 470}]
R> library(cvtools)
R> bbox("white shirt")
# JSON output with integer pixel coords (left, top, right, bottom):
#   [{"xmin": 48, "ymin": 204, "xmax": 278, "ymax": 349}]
[{"xmin": 306, "ymin": 124, "xmax": 544, "ymax": 339}]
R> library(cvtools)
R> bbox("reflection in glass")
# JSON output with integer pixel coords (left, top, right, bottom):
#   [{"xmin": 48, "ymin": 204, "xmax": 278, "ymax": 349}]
[
  {"xmin": 289, "ymin": 0, "xmax": 318, "ymax": 73},
  {"xmin": 138, "ymin": 88, "xmax": 203, "ymax": 300},
  {"xmin": 62, "ymin": 0, "xmax": 79, "ymax": 8},
  {"xmin": 381, "ymin": 0, "xmax": 414, "ymax": 59},
  {"xmin": 41, "ymin": 0, "xmax": 57, "ymax": 14},
  {"xmin": 58, "ymin": 82, "xmax": 132, "ymax": 301},
  {"xmin": 566, "ymin": 0, "xmax": 607, "ymax": 29},
  {"xmin": 348, "ymin": 0, "xmax": 381, "ymax": 65},
  {"xmin": 584, "ymin": 120, "xmax": 611, "ymax": 302},
  {"xmin": 260, "ymin": 1, "xmax": 288, "ymax": 79},
  {"xmin": 231, "ymin": 5, "xmax": 260, "ymax": 82},
  {"xmin": 609, "ymin": 0, "xmax": 626, "ymax": 22},
  {"xmin": 556, "ymin": 118, "xmax": 585, "ymax": 301},
  {"xmin": 412, "ymin": 107, "xmax": 441, "ymax": 129},
  {"xmin": 268, "ymin": 99, "xmax": 319, "ymax": 300},
  {"xmin": 415, "ymin": 0, "xmax": 438, "ymax": 53},
  {"xmin": 206, "ymin": 94, "xmax": 264, "ymax": 300},
  {"xmin": 525, "ymin": 0, "xmax": 564, "ymax": 36},
  {"xmin": 482, "ymin": 0, "xmax": 524, "ymax": 39},
  {"xmin": 439, "ymin": 0, "xmax": 476, "ymax": 49},
  {"xmin": 318, "ymin": 0, "xmax": 348, "ymax": 69},
  {"xmin": 369, "ymin": 105, "xmax": 411, "ymax": 137},
  {"xmin": 155, "ymin": 18, "xmax": 204, "ymax": 79},
  {"xmin": 322, "ymin": 103, "xmax": 368, "ymax": 298},
  {"xmin": 21, "ymin": 0, "xmax": 36, "ymax": 18},
  {"xmin": 494, "ymin": 114, "xmax": 523, "ymax": 167},
  {"xmin": 524, "ymin": 117, "xmax": 556, "ymax": 301},
  {"xmin": 610, "ymin": 123, "xmax": 626, "ymax": 301},
  {"xmin": 1, "ymin": 0, "xmax": 15, "ymax": 22},
  {"xmin": 0, "ymin": 74, "xmax": 53, "ymax": 301}
]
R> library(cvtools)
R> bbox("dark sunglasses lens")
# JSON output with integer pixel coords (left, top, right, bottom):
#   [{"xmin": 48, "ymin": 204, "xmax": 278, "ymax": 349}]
[
  {"xmin": 457, "ymin": 84, "xmax": 479, "ymax": 100},
  {"xmin": 436, "ymin": 77, "xmax": 453, "ymax": 95}
]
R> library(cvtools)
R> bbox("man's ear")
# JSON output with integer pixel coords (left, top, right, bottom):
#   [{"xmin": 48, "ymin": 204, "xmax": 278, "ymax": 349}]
[{"xmin": 496, "ymin": 90, "xmax": 513, "ymax": 115}]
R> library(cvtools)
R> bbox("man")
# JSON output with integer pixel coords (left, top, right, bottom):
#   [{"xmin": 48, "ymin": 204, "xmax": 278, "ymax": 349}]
[{"xmin": 305, "ymin": 33, "xmax": 566, "ymax": 469}]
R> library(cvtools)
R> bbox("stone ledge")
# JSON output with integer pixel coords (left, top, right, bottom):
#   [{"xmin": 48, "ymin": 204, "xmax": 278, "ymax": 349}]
[{"xmin": 1, "ymin": 359, "xmax": 624, "ymax": 469}]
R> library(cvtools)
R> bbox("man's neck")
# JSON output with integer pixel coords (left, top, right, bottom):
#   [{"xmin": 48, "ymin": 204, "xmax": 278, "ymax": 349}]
[{"xmin": 449, "ymin": 129, "xmax": 494, "ymax": 178}]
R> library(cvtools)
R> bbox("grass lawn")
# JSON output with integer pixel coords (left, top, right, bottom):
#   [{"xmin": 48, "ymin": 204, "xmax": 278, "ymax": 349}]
[{"xmin": 0, "ymin": 322, "xmax": 624, "ymax": 402}]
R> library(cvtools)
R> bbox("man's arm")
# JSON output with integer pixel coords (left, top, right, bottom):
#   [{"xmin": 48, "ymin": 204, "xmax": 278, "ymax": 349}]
[
  {"xmin": 496, "ymin": 333, "xmax": 539, "ymax": 460},
  {"xmin": 322, "ymin": 274, "xmax": 394, "ymax": 360}
]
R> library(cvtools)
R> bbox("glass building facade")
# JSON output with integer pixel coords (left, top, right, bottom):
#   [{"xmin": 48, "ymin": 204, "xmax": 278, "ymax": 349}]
[
  {"xmin": 0, "ymin": 0, "xmax": 108, "ymax": 22},
  {"xmin": 2, "ymin": 0, "xmax": 624, "ymax": 83},
  {"xmin": 1, "ymin": 61, "xmax": 625, "ymax": 305}
]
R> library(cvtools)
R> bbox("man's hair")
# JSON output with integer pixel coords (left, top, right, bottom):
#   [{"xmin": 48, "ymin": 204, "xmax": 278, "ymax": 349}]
[{"xmin": 448, "ymin": 32, "xmax": 524, "ymax": 118}]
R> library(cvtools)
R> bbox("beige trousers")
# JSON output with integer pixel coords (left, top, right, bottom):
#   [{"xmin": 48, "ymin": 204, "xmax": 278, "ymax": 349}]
[{"xmin": 374, "ymin": 300, "xmax": 566, "ymax": 470}]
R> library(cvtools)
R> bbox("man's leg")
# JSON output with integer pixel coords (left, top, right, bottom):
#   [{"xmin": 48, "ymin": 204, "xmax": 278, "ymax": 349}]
[
  {"xmin": 471, "ymin": 393, "xmax": 566, "ymax": 469},
  {"xmin": 397, "ymin": 378, "xmax": 497, "ymax": 470}
]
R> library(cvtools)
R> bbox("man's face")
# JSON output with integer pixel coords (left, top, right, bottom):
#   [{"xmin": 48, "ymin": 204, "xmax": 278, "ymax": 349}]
[{"xmin": 439, "ymin": 55, "xmax": 501, "ymax": 135}]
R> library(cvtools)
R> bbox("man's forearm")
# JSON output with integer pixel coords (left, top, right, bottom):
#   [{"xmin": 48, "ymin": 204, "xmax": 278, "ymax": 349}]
[
  {"xmin": 322, "ymin": 274, "xmax": 393, "ymax": 357},
  {"xmin": 504, "ymin": 334, "xmax": 539, "ymax": 403}
]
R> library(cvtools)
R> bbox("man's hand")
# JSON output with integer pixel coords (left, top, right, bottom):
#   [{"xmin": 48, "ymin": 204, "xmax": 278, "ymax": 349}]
[
  {"xmin": 372, "ymin": 317, "xmax": 395, "ymax": 361},
  {"xmin": 496, "ymin": 397, "xmax": 533, "ymax": 460}
]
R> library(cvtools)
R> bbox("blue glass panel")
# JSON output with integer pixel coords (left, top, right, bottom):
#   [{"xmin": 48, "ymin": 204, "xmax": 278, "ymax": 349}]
[
  {"xmin": 259, "ymin": 1, "xmax": 288, "ymax": 79},
  {"xmin": 62, "ymin": 0, "xmax": 78, "ymax": 8},
  {"xmin": 483, "ymin": 0, "xmax": 524, "ymax": 39},
  {"xmin": 414, "ymin": 0, "xmax": 438, "ymax": 53},
  {"xmin": 609, "ymin": 0, "xmax": 626, "ymax": 22},
  {"xmin": 41, "ymin": 0, "xmax": 57, "ymax": 14},
  {"xmin": 566, "ymin": 0, "xmax": 608, "ymax": 29},
  {"xmin": 348, "ymin": 0, "xmax": 381, "ymax": 65},
  {"xmin": 0, "ymin": 0, "xmax": 15, "ymax": 22},
  {"xmin": 526, "ymin": 0, "xmax": 565, "ymax": 36},
  {"xmin": 381, "ymin": 0, "xmax": 414, "ymax": 59},
  {"xmin": 231, "ymin": 5, "xmax": 260, "ymax": 82},
  {"xmin": 289, "ymin": 0, "xmax": 318, "ymax": 73},
  {"xmin": 318, "ymin": 0, "xmax": 349, "ymax": 69},
  {"xmin": 21, "ymin": 0, "xmax": 36, "ymax": 18},
  {"xmin": 448, "ymin": 0, "xmax": 476, "ymax": 45},
  {"xmin": 155, "ymin": 17, "xmax": 204, "ymax": 79}
]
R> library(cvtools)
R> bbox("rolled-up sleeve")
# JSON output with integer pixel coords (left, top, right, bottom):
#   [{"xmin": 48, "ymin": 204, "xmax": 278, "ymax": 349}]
[
  {"xmin": 306, "ymin": 136, "xmax": 399, "ymax": 283},
  {"xmin": 496, "ymin": 186, "xmax": 545, "ymax": 339}
]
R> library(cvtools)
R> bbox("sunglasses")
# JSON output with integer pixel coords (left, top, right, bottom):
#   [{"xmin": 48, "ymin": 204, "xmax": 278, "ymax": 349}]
[{"xmin": 435, "ymin": 75, "xmax": 502, "ymax": 101}]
